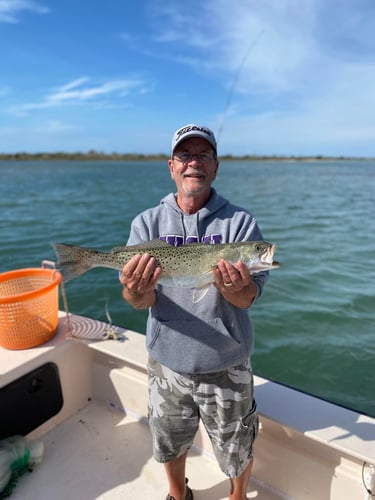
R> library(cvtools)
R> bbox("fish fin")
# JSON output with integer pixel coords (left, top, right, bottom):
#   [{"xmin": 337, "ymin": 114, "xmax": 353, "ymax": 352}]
[
  {"xmin": 112, "ymin": 239, "xmax": 169, "ymax": 253},
  {"xmin": 53, "ymin": 243, "xmax": 93, "ymax": 283},
  {"xmin": 192, "ymin": 285, "xmax": 211, "ymax": 303}
]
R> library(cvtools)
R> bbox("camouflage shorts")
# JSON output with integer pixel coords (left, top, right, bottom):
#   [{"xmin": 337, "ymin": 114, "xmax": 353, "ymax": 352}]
[{"xmin": 147, "ymin": 357, "xmax": 259, "ymax": 478}]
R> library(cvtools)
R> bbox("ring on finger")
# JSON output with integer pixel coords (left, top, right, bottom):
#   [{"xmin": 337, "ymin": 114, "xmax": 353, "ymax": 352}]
[{"xmin": 224, "ymin": 282, "xmax": 232, "ymax": 287}]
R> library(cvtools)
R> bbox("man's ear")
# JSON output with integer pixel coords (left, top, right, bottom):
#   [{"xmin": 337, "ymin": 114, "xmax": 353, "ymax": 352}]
[{"xmin": 168, "ymin": 158, "xmax": 175, "ymax": 179}]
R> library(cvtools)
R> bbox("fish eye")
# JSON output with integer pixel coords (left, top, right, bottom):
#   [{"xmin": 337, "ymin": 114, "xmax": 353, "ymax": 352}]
[{"xmin": 254, "ymin": 243, "xmax": 262, "ymax": 251}]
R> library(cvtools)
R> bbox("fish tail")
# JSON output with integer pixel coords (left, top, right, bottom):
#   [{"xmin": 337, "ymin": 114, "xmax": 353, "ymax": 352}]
[{"xmin": 53, "ymin": 243, "xmax": 95, "ymax": 282}]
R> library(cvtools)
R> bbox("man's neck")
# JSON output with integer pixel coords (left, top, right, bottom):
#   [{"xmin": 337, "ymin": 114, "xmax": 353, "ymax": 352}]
[{"xmin": 175, "ymin": 191, "xmax": 211, "ymax": 214}]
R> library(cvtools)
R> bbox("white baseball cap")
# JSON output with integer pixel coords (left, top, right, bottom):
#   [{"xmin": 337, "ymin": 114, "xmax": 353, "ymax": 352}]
[{"xmin": 171, "ymin": 124, "xmax": 217, "ymax": 155}]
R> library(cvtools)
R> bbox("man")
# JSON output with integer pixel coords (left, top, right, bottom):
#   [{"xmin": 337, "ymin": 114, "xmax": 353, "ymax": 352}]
[{"xmin": 120, "ymin": 124, "xmax": 268, "ymax": 500}]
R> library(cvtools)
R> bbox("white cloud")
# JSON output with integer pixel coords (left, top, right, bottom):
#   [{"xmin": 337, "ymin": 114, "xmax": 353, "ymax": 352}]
[
  {"xmin": 58, "ymin": 78, "xmax": 91, "ymax": 93},
  {"xmin": 48, "ymin": 79, "xmax": 142, "ymax": 102},
  {"xmin": 149, "ymin": 0, "xmax": 375, "ymax": 98},
  {"xmin": 7, "ymin": 77, "xmax": 150, "ymax": 116},
  {"xmin": 148, "ymin": 0, "xmax": 375, "ymax": 155},
  {"xmin": 0, "ymin": 0, "xmax": 49, "ymax": 23},
  {"xmin": 154, "ymin": 0, "xmax": 329, "ymax": 97}
]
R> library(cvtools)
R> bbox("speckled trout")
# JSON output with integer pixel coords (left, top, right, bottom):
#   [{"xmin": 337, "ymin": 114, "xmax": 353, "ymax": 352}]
[{"xmin": 53, "ymin": 239, "xmax": 279, "ymax": 301}]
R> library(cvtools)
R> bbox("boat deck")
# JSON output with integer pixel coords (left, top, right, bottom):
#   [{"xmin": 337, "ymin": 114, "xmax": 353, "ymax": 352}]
[
  {"xmin": 1, "ymin": 313, "xmax": 374, "ymax": 499},
  {"xmin": 12, "ymin": 399, "xmax": 280, "ymax": 500}
]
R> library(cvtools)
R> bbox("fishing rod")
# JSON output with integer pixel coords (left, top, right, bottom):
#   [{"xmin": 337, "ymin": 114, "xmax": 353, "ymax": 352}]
[{"xmin": 216, "ymin": 29, "xmax": 265, "ymax": 144}]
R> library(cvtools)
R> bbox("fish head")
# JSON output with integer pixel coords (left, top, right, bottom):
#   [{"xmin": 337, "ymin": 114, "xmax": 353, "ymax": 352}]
[{"xmin": 239, "ymin": 241, "xmax": 280, "ymax": 273}]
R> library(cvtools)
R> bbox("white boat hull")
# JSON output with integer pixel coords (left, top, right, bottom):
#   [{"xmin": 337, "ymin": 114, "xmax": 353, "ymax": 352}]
[{"xmin": 1, "ymin": 313, "xmax": 374, "ymax": 499}]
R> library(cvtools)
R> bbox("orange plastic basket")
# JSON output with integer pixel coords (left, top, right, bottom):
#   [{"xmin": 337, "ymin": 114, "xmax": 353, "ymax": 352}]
[{"xmin": 0, "ymin": 266, "xmax": 62, "ymax": 350}]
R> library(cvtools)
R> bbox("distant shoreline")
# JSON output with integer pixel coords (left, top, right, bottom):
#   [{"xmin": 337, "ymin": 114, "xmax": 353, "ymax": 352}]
[{"xmin": 0, "ymin": 152, "xmax": 373, "ymax": 161}]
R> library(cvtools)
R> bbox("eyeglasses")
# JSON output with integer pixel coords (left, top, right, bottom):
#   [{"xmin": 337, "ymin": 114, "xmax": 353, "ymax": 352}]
[{"xmin": 173, "ymin": 152, "xmax": 215, "ymax": 163}]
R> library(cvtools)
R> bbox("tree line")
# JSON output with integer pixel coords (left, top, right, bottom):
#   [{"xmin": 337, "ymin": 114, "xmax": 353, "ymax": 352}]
[{"xmin": 0, "ymin": 151, "xmax": 365, "ymax": 161}]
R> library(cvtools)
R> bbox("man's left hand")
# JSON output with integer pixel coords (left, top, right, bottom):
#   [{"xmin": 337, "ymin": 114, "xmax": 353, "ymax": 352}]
[{"xmin": 213, "ymin": 260, "xmax": 258, "ymax": 308}]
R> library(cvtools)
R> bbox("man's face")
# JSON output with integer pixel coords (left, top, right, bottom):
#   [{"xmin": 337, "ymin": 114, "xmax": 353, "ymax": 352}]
[{"xmin": 168, "ymin": 137, "xmax": 218, "ymax": 198}]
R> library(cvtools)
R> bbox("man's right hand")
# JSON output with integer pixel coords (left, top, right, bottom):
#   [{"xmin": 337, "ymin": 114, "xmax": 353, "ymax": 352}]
[{"xmin": 120, "ymin": 253, "xmax": 162, "ymax": 310}]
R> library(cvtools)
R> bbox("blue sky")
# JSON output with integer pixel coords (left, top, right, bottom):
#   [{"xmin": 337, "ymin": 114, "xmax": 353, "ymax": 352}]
[{"xmin": 1, "ymin": 0, "xmax": 375, "ymax": 156}]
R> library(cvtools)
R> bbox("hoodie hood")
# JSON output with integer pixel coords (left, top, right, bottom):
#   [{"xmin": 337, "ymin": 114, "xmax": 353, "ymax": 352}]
[
  {"xmin": 159, "ymin": 189, "xmax": 230, "ymax": 245},
  {"xmin": 160, "ymin": 188, "xmax": 229, "ymax": 219}
]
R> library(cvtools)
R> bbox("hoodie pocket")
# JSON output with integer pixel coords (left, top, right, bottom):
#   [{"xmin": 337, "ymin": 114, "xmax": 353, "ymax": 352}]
[
  {"xmin": 147, "ymin": 317, "xmax": 244, "ymax": 373},
  {"xmin": 148, "ymin": 316, "xmax": 241, "ymax": 350}
]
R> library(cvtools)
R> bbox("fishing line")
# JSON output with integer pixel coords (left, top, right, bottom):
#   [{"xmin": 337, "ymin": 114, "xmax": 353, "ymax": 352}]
[
  {"xmin": 216, "ymin": 29, "xmax": 265, "ymax": 144},
  {"xmin": 104, "ymin": 298, "xmax": 113, "ymax": 326},
  {"xmin": 102, "ymin": 298, "xmax": 126, "ymax": 341}
]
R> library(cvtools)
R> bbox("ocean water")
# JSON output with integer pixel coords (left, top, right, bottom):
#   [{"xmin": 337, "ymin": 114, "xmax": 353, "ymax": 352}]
[{"xmin": 1, "ymin": 159, "xmax": 374, "ymax": 417}]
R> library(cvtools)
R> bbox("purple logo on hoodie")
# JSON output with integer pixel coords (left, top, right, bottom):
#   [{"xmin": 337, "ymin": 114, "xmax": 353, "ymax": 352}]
[{"xmin": 159, "ymin": 234, "xmax": 222, "ymax": 246}]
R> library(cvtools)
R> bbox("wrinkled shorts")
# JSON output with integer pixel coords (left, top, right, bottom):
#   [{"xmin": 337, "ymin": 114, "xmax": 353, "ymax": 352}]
[{"xmin": 147, "ymin": 357, "xmax": 259, "ymax": 478}]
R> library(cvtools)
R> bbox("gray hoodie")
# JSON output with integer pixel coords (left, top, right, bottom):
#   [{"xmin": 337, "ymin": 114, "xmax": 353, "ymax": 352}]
[{"xmin": 127, "ymin": 188, "xmax": 268, "ymax": 374}]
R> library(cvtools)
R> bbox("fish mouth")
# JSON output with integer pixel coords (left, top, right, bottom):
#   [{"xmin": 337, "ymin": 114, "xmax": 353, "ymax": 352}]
[
  {"xmin": 261, "ymin": 244, "xmax": 276, "ymax": 263},
  {"xmin": 260, "ymin": 260, "xmax": 280, "ymax": 268},
  {"xmin": 259, "ymin": 244, "xmax": 280, "ymax": 268}
]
